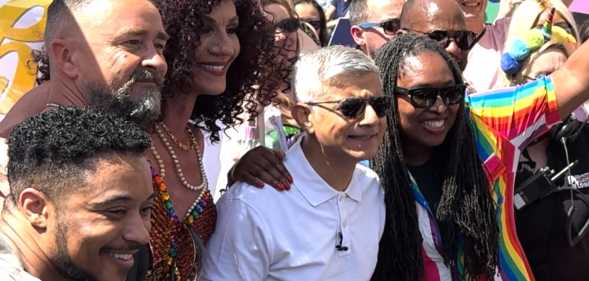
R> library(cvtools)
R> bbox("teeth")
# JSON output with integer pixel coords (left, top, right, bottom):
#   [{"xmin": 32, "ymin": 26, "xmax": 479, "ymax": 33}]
[
  {"xmin": 424, "ymin": 120, "xmax": 445, "ymax": 129},
  {"xmin": 200, "ymin": 64, "xmax": 224, "ymax": 72},
  {"xmin": 109, "ymin": 253, "xmax": 133, "ymax": 261}
]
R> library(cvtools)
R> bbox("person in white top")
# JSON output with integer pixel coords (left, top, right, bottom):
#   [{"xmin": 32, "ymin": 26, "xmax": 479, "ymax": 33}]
[{"xmin": 201, "ymin": 46, "xmax": 388, "ymax": 281}]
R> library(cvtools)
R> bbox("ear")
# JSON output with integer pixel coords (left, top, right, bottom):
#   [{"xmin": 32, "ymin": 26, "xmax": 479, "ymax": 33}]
[
  {"xmin": 291, "ymin": 103, "xmax": 313, "ymax": 133},
  {"xmin": 350, "ymin": 25, "xmax": 366, "ymax": 46},
  {"xmin": 48, "ymin": 38, "xmax": 79, "ymax": 80},
  {"xmin": 17, "ymin": 188, "xmax": 51, "ymax": 229}
]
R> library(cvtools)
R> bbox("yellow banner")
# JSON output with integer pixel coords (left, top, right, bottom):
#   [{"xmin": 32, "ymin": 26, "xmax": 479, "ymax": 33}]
[{"xmin": 0, "ymin": 0, "xmax": 51, "ymax": 114}]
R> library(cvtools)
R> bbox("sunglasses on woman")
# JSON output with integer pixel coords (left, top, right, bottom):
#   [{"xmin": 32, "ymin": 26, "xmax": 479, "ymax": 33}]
[
  {"xmin": 395, "ymin": 84, "xmax": 466, "ymax": 108},
  {"xmin": 305, "ymin": 96, "xmax": 392, "ymax": 119},
  {"xmin": 416, "ymin": 29, "xmax": 485, "ymax": 51},
  {"xmin": 357, "ymin": 18, "xmax": 401, "ymax": 36},
  {"xmin": 275, "ymin": 18, "xmax": 300, "ymax": 33}
]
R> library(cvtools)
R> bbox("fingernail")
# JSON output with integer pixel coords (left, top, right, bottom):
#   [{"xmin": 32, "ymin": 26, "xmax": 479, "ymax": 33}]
[
  {"xmin": 284, "ymin": 182, "xmax": 291, "ymax": 190},
  {"xmin": 257, "ymin": 181, "xmax": 264, "ymax": 188}
]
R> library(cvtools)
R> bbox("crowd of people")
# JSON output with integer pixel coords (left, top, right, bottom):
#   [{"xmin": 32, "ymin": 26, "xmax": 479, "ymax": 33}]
[{"xmin": 0, "ymin": 0, "xmax": 589, "ymax": 281}]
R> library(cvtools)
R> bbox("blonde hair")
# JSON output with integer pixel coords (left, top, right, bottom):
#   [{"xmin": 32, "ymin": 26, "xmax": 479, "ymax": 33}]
[{"xmin": 500, "ymin": 0, "xmax": 579, "ymax": 86}]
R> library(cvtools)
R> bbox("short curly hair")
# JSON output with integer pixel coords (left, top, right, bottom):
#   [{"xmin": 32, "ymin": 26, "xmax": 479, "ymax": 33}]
[
  {"xmin": 7, "ymin": 106, "xmax": 150, "ymax": 202},
  {"xmin": 156, "ymin": 0, "xmax": 285, "ymax": 142}
]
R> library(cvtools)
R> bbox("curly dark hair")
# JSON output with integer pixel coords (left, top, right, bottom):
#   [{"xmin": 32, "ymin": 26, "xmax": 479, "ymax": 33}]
[
  {"xmin": 371, "ymin": 33, "xmax": 498, "ymax": 281},
  {"xmin": 7, "ymin": 106, "xmax": 150, "ymax": 202},
  {"xmin": 156, "ymin": 0, "xmax": 285, "ymax": 142}
]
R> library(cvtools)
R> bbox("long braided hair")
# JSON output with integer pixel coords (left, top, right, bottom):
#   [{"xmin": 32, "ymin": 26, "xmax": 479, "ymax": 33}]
[{"xmin": 371, "ymin": 33, "xmax": 498, "ymax": 281}]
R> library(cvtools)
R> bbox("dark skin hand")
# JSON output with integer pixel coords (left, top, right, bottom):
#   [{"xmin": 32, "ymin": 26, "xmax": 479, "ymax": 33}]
[{"xmin": 228, "ymin": 146, "xmax": 293, "ymax": 190}]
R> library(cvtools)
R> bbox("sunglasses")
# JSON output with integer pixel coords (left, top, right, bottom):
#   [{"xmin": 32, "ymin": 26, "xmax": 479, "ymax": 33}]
[
  {"xmin": 357, "ymin": 18, "xmax": 401, "ymax": 35},
  {"xmin": 395, "ymin": 84, "xmax": 466, "ymax": 108},
  {"xmin": 305, "ymin": 96, "xmax": 392, "ymax": 119},
  {"xmin": 301, "ymin": 18, "xmax": 322, "ymax": 32},
  {"xmin": 416, "ymin": 30, "xmax": 484, "ymax": 51},
  {"xmin": 275, "ymin": 18, "xmax": 300, "ymax": 33}
]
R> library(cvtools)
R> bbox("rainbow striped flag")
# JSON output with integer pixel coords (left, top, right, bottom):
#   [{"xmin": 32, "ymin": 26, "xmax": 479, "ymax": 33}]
[{"xmin": 467, "ymin": 76, "xmax": 560, "ymax": 281}]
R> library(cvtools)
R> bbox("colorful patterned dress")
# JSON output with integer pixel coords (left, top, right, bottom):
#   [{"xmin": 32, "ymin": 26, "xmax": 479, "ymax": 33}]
[
  {"xmin": 146, "ymin": 174, "xmax": 217, "ymax": 281},
  {"xmin": 415, "ymin": 77, "xmax": 560, "ymax": 281}
]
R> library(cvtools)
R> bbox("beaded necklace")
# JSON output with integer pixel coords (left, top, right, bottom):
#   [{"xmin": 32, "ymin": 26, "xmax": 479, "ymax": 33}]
[{"xmin": 150, "ymin": 123, "xmax": 212, "ymax": 280}]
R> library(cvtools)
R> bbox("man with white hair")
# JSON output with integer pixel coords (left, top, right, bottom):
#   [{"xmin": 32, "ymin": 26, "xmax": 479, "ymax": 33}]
[{"xmin": 201, "ymin": 46, "xmax": 388, "ymax": 281}]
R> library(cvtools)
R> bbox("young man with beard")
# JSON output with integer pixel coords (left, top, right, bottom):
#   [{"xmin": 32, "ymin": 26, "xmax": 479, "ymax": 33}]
[
  {"xmin": 0, "ymin": 106, "xmax": 154, "ymax": 281},
  {"xmin": 0, "ymin": 0, "xmax": 168, "ymax": 135}
]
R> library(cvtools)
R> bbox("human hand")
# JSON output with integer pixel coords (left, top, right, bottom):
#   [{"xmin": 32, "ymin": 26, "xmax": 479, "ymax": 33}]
[{"xmin": 228, "ymin": 146, "xmax": 293, "ymax": 191}]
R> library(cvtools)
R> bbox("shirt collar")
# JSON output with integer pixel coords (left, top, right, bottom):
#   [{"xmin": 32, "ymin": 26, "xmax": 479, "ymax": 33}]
[{"xmin": 286, "ymin": 140, "xmax": 363, "ymax": 207}]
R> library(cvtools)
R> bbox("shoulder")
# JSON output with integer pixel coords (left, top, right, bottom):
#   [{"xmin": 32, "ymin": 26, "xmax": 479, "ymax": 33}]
[
  {"xmin": 354, "ymin": 164, "xmax": 381, "ymax": 185},
  {"xmin": 220, "ymin": 182, "xmax": 286, "ymax": 214}
]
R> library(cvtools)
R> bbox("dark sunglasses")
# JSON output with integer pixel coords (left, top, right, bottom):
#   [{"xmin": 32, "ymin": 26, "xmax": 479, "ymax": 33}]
[
  {"xmin": 395, "ymin": 84, "xmax": 466, "ymax": 108},
  {"xmin": 357, "ymin": 18, "xmax": 401, "ymax": 35},
  {"xmin": 275, "ymin": 18, "xmax": 300, "ymax": 33},
  {"xmin": 306, "ymin": 96, "xmax": 392, "ymax": 119},
  {"xmin": 417, "ymin": 30, "xmax": 484, "ymax": 51},
  {"xmin": 301, "ymin": 18, "xmax": 322, "ymax": 32}
]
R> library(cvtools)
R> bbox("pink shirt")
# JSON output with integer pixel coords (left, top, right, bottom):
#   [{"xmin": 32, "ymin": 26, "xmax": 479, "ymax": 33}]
[{"xmin": 463, "ymin": 18, "xmax": 510, "ymax": 92}]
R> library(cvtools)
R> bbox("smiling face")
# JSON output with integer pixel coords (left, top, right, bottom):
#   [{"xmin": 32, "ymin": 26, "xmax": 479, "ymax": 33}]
[
  {"xmin": 45, "ymin": 155, "xmax": 154, "ymax": 281},
  {"xmin": 396, "ymin": 51, "xmax": 459, "ymax": 151},
  {"xmin": 456, "ymin": 0, "xmax": 487, "ymax": 27},
  {"xmin": 74, "ymin": 0, "xmax": 168, "ymax": 99},
  {"xmin": 304, "ymin": 72, "xmax": 386, "ymax": 162},
  {"xmin": 192, "ymin": 0, "xmax": 240, "ymax": 95}
]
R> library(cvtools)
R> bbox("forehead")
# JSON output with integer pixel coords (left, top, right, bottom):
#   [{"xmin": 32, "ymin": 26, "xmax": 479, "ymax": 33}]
[
  {"xmin": 73, "ymin": 156, "xmax": 152, "ymax": 204},
  {"xmin": 322, "ymin": 72, "xmax": 382, "ymax": 100},
  {"xmin": 75, "ymin": 0, "xmax": 163, "ymax": 40},
  {"xmin": 264, "ymin": 3, "xmax": 291, "ymax": 22},
  {"xmin": 397, "ymin": 51, "xmax": 455, "ymax": 87},
  {"xmin": 295, "ymin": 3, "xmax": 319, "ymax": 18},
  {"xmin": 366, "ymin": 0, "xmax": 404, "ymax": 21},
  {"xmin": 402, "ymin": 0, "xmax": 466, "ymax": 32}
]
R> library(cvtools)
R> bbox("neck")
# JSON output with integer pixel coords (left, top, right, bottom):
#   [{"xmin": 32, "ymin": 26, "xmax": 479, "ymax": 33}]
[
  {"xmin": 162, "ymin": 91, "xmax": 199, "ymax": 134},
  {"xmin": 301, "ymin": 135, "xmax": 357, "ymax": 191},
  {"xmin": 0, "ymin": 208, "xmax": 65, "ymax": 281},
  {"xmin": 466, "ymin": 18, "xmax": 486, "ymax": 34},
  {"xmin": 402, "ymin": 141, "xmax": 433, "ymax": 166},
  {"xmin": 50, "ymin": 74, "xmax": 90, "ymax": 107}
]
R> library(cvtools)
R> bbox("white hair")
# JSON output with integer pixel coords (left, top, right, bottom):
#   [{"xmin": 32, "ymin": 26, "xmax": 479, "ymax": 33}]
[{"xmin": 293, "ymin": 45, "xmax": 379, "ymax": 103}]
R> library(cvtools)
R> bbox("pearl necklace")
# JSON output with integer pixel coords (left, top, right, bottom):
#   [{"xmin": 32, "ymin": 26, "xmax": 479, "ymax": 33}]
[
  {"xmin": 160, "ymin": 122, "xmax": 191, "ymax": 151},
  {"xmin": 151, "ymin": 123, "xmax": 208, "ymax": 192}
]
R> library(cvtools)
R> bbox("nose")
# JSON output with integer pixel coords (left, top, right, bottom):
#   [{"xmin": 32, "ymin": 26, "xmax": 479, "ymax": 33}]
[
  {"xmin": 358, "ymin": 103, "xmax": 381, "ymax": 126},
  {"xmin": 445, "ymin": 41, "xmax": 464, "ymax": 61},
  {"xmin": 209, "ymin": 31, "xmax": 237, "ymax": 57},
  {"xmin": 123, "ymin": 212, "xmax": 151, "ymax": 246},
  {"xmin": 429, "ymin": 95, "xmax": 448, "ymax": 113},
  {"xmin": 141, "ymin": 45, "xmax": 167, "ymax": 79}
]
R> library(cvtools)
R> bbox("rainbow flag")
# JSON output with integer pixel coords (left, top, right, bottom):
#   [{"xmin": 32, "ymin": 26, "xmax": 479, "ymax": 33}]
[{"xmin": 467, "ymin": 76, "xmax": 560, "ymax": 281}]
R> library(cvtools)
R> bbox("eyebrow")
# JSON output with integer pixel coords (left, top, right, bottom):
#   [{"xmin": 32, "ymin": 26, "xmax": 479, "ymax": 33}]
[
  {"xmin": 115, "ymin": 28, "xmax": 170, "ymax": 42},
  {"xmin": 89, "ymin": 192, "xmax": 156, "ymax": 209}
]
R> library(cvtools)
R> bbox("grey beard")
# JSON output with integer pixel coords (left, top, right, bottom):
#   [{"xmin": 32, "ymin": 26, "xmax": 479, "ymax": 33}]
[{"xmin": 87, "ymin": 69, "xmax": 162, "ymax": 128}]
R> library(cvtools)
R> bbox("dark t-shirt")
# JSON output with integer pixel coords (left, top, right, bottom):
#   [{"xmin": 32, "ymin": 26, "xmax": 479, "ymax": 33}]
[
  {"xmin": 515, "ymin": 121, "xmax": 589, "ymax": 281},
  {"xmin": 408, "ymin": 157, "xmax": 445, "ymax": 212}
]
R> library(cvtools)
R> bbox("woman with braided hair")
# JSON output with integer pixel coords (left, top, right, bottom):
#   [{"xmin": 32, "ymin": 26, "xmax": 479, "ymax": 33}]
[
  {"xmin": 145, "ymin": 0, "xmax": 283, "ymax": 280},
  {"xmin": 372, "ymin": 28, "xmax": 589, "ymax": 281},
  {"xmin": 372, "ymin": 33, "xmax": 498, "ymax": 281}
]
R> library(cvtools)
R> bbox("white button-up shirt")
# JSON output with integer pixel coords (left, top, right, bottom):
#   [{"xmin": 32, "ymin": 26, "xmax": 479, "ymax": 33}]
[{"xmin": 201, "ymin": 141, "xmax": 385, "ymax": 281}]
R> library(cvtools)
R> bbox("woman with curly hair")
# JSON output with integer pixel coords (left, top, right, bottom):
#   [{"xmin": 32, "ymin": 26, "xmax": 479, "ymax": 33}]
[{"xmin": 145, "ymin": 0, "xmax": 281, "ymax": 280}]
